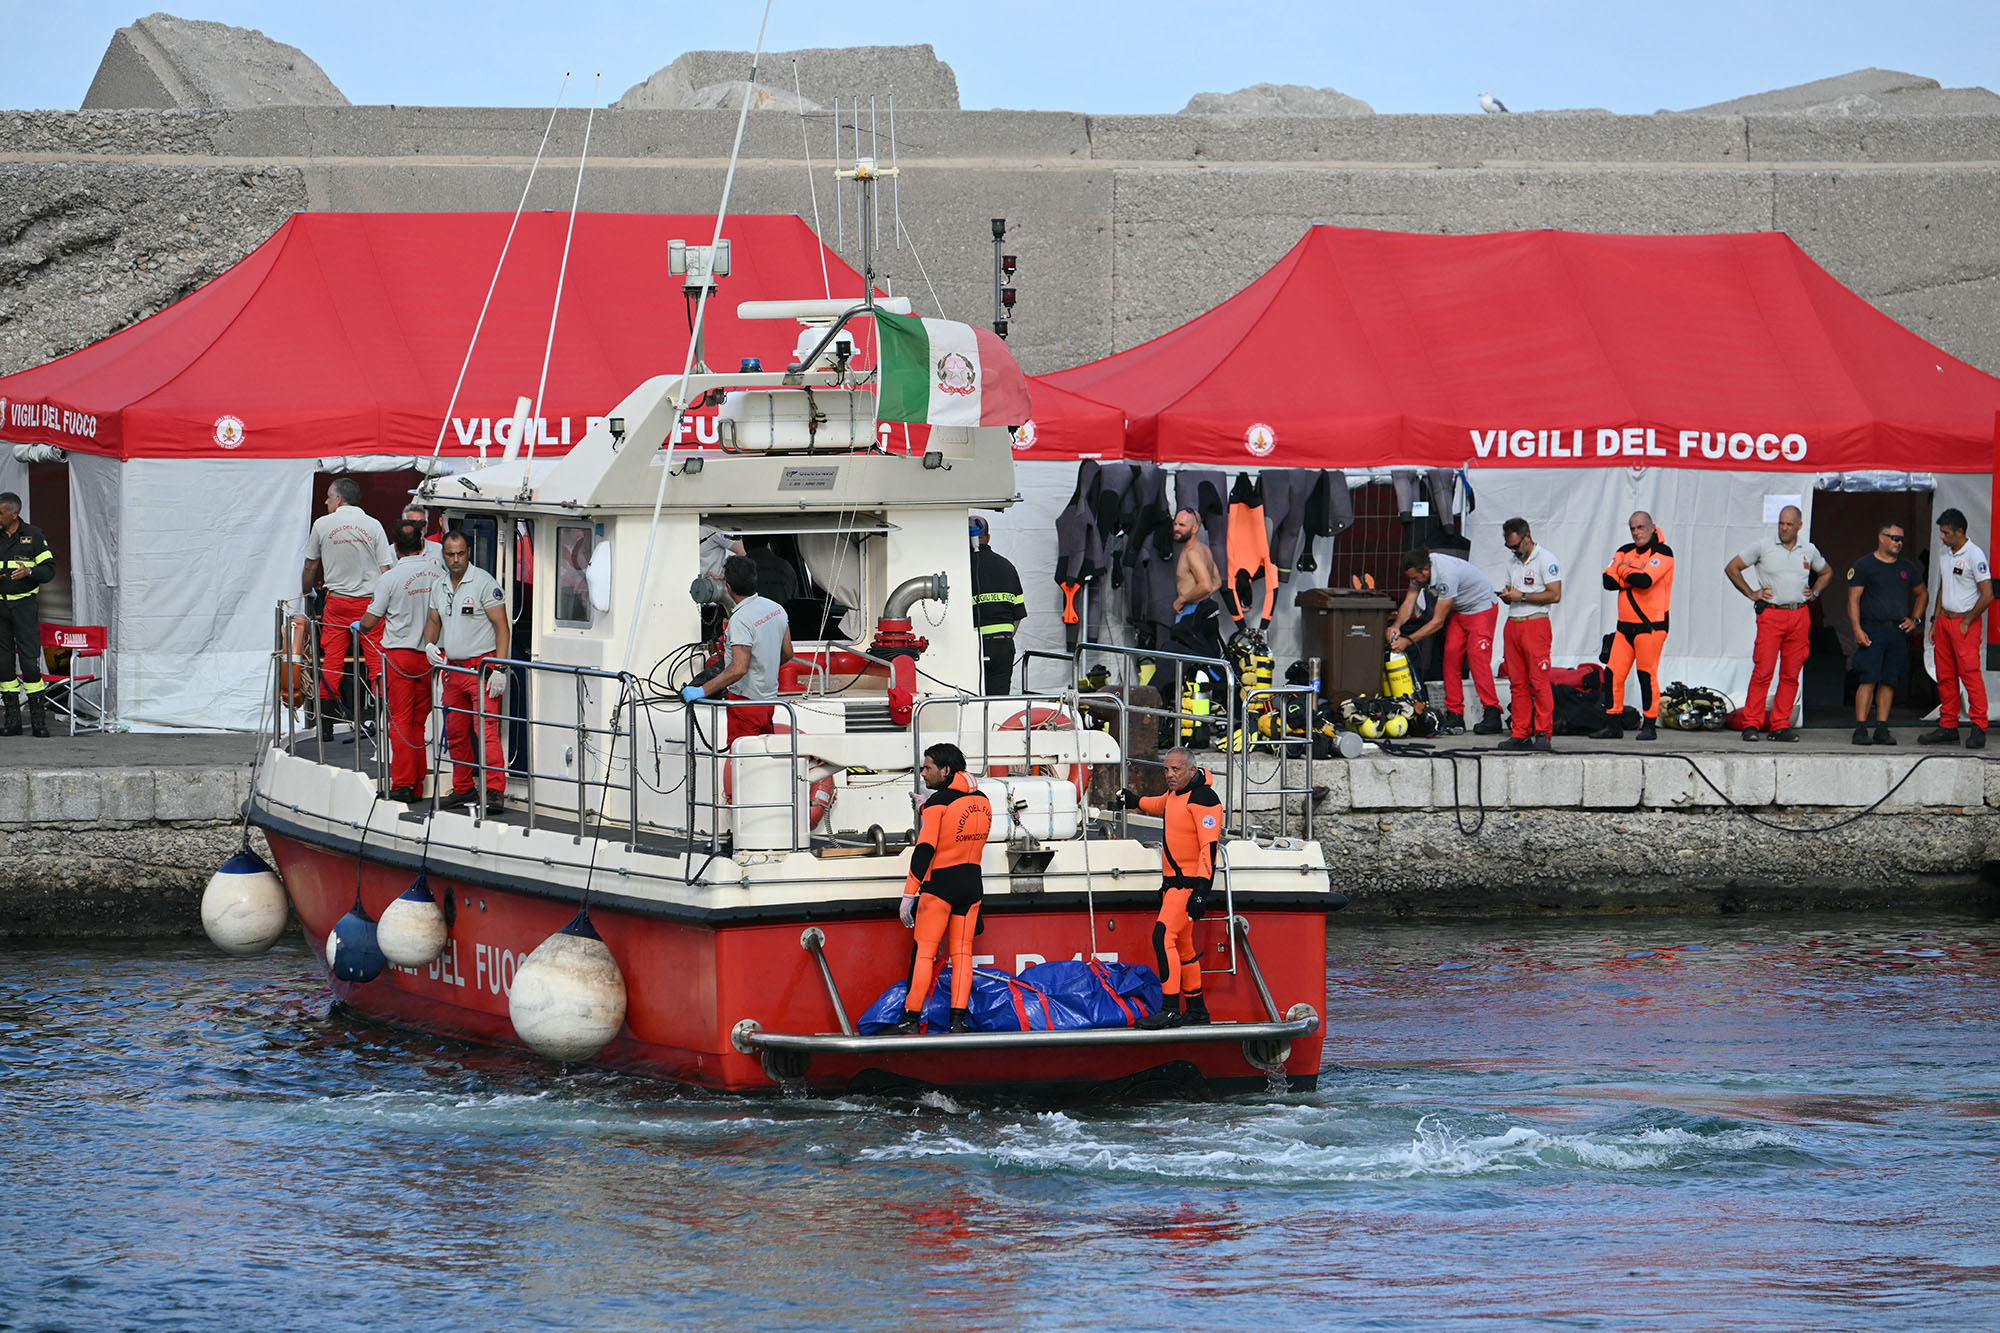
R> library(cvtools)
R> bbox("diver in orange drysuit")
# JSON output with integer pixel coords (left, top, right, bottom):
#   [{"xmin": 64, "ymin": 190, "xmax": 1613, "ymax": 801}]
[
  {"xmin": 900, "ymin": 743, "xmax": 994, "ymax": 1034},
  {"xmin": 1594, "ymin": 511, "xmax": 1675, "ymax": 742},
  {"xmin": 1117, "ymin": 747, "xmax": 1222, "ymax": 1028}
]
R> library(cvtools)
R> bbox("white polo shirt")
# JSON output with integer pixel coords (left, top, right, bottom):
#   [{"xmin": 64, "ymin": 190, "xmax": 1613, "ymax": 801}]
[
  {"xmin": 431, "ymin": 565, "xmax": 507, "ymax": 660},
  {"xmin": 1939, "ymin": 539, "xmax": 1991, "ymax": 614},
  {"xmin": 306, "ymin": 506, "xmax": 393, "ymax": 597},
  {"xmin": 366, "ymin": 553, "xmax": 443, "ymax": 651},
  {"xmin": 1427, "ymin": 552, "xmax": 1498, "ymax": 616},
  {"xmin": 1737, "ymin": 536, "xmax": 1826, "ymax": 606},
  {"xmin": 1505, "ymin": 542, "xmax": 1562, "ymax": 620}
]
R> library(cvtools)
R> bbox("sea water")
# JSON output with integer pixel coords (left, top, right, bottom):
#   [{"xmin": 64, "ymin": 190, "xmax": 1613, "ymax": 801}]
[{"xmin": 1, "ymin": 912, "xmax": 1995, "ymax": 1330}]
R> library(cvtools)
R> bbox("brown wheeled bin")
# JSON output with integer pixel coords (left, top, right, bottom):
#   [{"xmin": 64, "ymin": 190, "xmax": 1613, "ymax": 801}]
[{"xmin": 1294, "ymin": 588, "xmax": 1395, "ymax": 704}]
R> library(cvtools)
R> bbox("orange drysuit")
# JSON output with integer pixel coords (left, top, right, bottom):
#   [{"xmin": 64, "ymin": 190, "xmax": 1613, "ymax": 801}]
[
  {"xmin": 1137, "ymin": 767, "xmax": 1223, "ymax": 1000},
  {"xmin": 904, "ymin": 771, "xmax": 993, "ymax": 1014},
  {"xmin": 1602, "ymin": 537, "xmax": 1675, "ymax": 718}
]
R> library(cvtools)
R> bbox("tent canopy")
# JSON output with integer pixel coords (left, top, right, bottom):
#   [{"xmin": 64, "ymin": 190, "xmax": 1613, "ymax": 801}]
[
  {"xmin": 0, "ymin": 211, "xmax": 870, "ymax": 460},
  {"xmin": 1040, "ymin": 226, "xmax": 2000, "ymax": 474},
  {"xmin": 1015, "ymin": 377, "xmax": 1126, "ymax": 460}
]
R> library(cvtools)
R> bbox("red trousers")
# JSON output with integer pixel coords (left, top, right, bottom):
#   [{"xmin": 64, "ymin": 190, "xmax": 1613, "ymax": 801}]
[
  {"xmin": 1443, "ymin": 604, "xmax": 1500, "ymax": 714},
  {"xmin": 1502, "ymin": 616, "xmax": 1553, "ymax": 738},
  {"xmin": 1742, "ymin": 605, "xmax": 1810, "ymax": 731},
  {"xmin": 382, "ymin": 647, "xmax": 435, "ymax": 793},
  {"xmin": 725, "ymin": 696, "xmax": 776, "ymax": 746},
  {"xmin": 441, "ymin": 654, "xmax": 505, "ymax": 795},
  {"xmin": 1932, "ymin": 615, "xmax": 1989, "ymax": 730},
  {"xmin": 319, "ymin": 593, "xmax": 382, "ymax": 699}
]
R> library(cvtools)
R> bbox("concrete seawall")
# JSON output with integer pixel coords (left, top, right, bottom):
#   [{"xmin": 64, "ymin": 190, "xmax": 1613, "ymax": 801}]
[{"xmin": 3, "ymin": 732, "xmax": 1995, "ymax": 938}]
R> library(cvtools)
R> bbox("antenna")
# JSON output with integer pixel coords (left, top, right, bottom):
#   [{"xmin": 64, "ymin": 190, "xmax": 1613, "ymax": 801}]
[
  {"xmin": 426, "ymin": 75, "xmax": 569, "ymax": 471},
  {"xmin": 521, "ymin": 74, "xmax": 600, "ymax": 494},
  {"xmin": 870, "ymin": 98, "xmax": 880, "ymax": 257},
  {"xmin": 832, "ymin": 96, "xmax": 843, "ymax": 251},
  {"xmin": 794, "ymin": 60, "xmax": 832, "ymax": 298},
  {"xmin": 888, "ymin": 93, "xmax": 902, "ymax": 249}
]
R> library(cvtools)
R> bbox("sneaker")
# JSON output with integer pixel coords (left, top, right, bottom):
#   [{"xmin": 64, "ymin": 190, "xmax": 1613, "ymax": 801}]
[
  {"xmin": 1442, "ymin": 711, "xmax": 1467, "ymax": 736},
  {"xmin": 1768, "ymin": 728, "xmax": 1798, "ymax": 743},
  {"xmin": 1852, "ymin": 725, "xmax": 1872, "ymax": 746},
  {"xmin": 1873, "ymin": 725, "xmax": 1896, "ymax": 746},
  {"xmin": 1589, "ymin": 719, "xmax": 1623, "ymax": 740},
  {"xmin": 482, "ymin": 791, "xmax": 507, "ymax": 814},
  {"xmin": 1918, "ymin": 727, "xmax": 1960, "ymax": 746},
  {"xmin": 387, "ymin": 786, "xmax": 418, "ymax": 804},
  {"xmin": 1495, "ymin": 736, "xmax": 1534, "ymax": 751},
  {"xmin": 1635, "ymin": 720, "xmax": 1658, "ymax": 742},
  {"xmin": 1472, "ymin": 710, "xmax": 1504, "ymax": 736},
  {"xmin": 1136, "ymin": 1004, "xmax": 1183, "ymax": 1030},
  {"xmin": 1970, "ymin": 728, "xmax": 1988, "ymax": 751},
  {"xmin": 436, "ymin": 788, "xmax": 477, "ymax": 810},
  {"xmin": 1741, "ymin": 728, "xmax": 1763, "ymax": 742},
  {"xmin": 1532, "ymin": 734, "xmax": 1554, "ymax": 752}
]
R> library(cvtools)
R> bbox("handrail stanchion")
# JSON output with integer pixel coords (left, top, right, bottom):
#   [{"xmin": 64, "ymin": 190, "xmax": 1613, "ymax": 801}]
[
  {"xmin": 574, "ymin": 671, "xmax": 589, "ymax": 842},
  {"xmin": 626, "ymin": 683, "xmax": 641, "ymax": 851},
  {"xmin": 1230, "ymin": 914, "xmax": 1283, "ymax": 1024},
  {"xmin": 800, "ymin": 927, "xmax": 855, "ymax": 1035}
]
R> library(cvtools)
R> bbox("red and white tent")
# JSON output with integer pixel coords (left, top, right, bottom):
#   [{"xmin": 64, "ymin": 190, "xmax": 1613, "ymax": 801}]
[
  {"xmin": 0, "ymin": 212, "xmax": 870, "ymax": 730},
  {"xmin": 997, "ymin": 226, "xmax": 2000, "ymax": 706}
]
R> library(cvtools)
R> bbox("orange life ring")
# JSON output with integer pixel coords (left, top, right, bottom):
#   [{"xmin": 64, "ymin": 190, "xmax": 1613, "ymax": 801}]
[
  {"xmin": 990, "ymin": 705, "xmax": 1090, "ymax": 801},
  {"xmin": 278, "ymin": 614, "xmax": 314, "ymax": 708}
]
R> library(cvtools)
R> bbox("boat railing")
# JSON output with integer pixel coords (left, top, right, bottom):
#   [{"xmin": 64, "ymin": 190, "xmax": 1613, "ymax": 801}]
[
  {"xmin": 907, "ymin": 690, "xmax": 1131, "ymax": 837},
  {"xmin": 1019, "ymin": 640, "xmax": 1244, "ymax": 832},
  {"xmin": 268, "ymin": 604, "xmax": 650, "ymax": 847},
  {"xmin": 1237, "ymin": 679, "xmax": 1323, "ymax": 842},
  {"xmin": 673, "ymin": 695, "xmax": 811, "ymax": 865}
]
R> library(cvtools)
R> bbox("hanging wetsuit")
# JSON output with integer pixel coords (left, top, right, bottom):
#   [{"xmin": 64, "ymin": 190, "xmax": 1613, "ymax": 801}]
[
  {"xmin": 1261, "ymin": 469, "xmax": 1318, "ymax": 584},
  {"xmin": 1124, "ymin": 463, "xmax": 1177, "ymax": 645},
  {"xmin": 1125, "ymin": 766, "xmax": 1222, "ymax": 1026},
  {"xmin": 901, "ymin": 770, "xmax": 993, "ymax": 1030},
  {"xmin": 1175, "ymin": 468, "xmax": 1229, "ymax": 575},
  {"xmin": 1053, "ymin": 461, "xmax": 1106, "ymax": 651},
  {"xmin": 1297, "ymin": 470, "xmax": 1353, "ymax": 577},
  {"xmin": 1602, "ymin": 535, "xmax": 1675, "ymax": 722},
  {"xmin": 1223, "ymin": 473, "xmax": 1279, "ymax": 626}
]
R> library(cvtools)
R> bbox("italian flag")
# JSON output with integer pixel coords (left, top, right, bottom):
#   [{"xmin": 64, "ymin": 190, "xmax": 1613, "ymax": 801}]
[{"xmin": 873, "ymin": 312, "xmax": 1033, "ymax": 428}]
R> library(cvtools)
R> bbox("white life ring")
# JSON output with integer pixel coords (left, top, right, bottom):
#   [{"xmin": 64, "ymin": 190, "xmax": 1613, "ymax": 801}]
[{"xmin": 990, "ymin": 705, "xmax": 1090, "ymax": 801}]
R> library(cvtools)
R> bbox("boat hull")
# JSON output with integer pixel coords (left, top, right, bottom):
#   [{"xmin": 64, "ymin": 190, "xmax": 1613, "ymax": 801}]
[{"xmin": 266, "ymin": 831, "xmax": 1330, "ymax": 1093}]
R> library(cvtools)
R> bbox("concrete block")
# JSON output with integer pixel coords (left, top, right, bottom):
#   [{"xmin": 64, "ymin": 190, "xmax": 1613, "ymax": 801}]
[
  {"xmin": 0, "ymin": 770, "xmax": 28, "ymax": 824},
  {"xmin": 1346, "ymin": 756, "xmax": 1433, "ymax": 810},
  {"xmin": 99, "ymin": 771, "xmax": 156, "ymax": 823},
  {"xmin": 1985, "ymin": 761, "xmax": 2000, "ymax": 807},
  {"xmin": 1508, "ymin": 755, "xmax": 1587, "ymax": 807},
  {"xmin": 83, "ymin": 14, "xmax": 348, "ymax": 111},
  {"xmin": 1579, "ymin": 756, "xmax": 1641, "ymax": 808},
  {"xmin": 28, "ymin": 771, "xmax": 102, "ymax": 824},
  {"xmin": 1746, "ymin": 113, "xmax": 2000, "ymax": 162},
  {"xmin": 1775, "ymin": 755, "xmax": 1885, "ymax": 805},
  {"xmin": 616, "ymin": 45, "xmax": 960, "ymax": 111},
  {"xmin": 153, "ymin": 768, "xmax": 245, "ymax": 823},
  {"xmin": 1881, "ymin": 756, "xmax": 1985, "ymax": 809},
  {"xmin": 1088, "ymin": 112, "xmax": 1747, "ymax": 165}
]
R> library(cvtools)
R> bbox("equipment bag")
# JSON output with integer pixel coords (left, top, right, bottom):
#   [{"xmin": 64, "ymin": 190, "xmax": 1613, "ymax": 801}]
[{"xmin": 1019, "ymin": 958, "xmax": 1164, "ymax": 1028}]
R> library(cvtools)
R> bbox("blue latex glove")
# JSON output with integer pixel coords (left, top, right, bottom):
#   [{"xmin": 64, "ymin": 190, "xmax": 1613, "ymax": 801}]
[{"xmin": 681, "ymin": 685, "xmax": 705, "ymax": 704}]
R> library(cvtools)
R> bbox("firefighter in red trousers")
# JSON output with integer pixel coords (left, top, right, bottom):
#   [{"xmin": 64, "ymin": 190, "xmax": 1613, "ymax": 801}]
[
  {"xmin": 301, "ymin": 478, "xmax": 392, "ymax": 741},
  {"xmin": 1118, "ymin": 747, "xmax": 1222, "ymax": 1028},
  {"xmin": 358, "ymin": 521, "xmax": 442, "ymax": 803},
  {"xmin": 1594, "ymin": 512, "xmax": 1675, "ymax": 742},
  {"xmin": 424, "ymin": 532, "xmax": 511, "ymax": 815},
  {"xmin": 899, "ymin": 743, "xmax": 994, "ymax": 1034}
]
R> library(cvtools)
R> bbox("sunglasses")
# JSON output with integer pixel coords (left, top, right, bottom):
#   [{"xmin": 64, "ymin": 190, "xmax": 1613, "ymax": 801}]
[{"xmin": 1886, "ymin": 534, "xmax": 1906, "ymax": 543}]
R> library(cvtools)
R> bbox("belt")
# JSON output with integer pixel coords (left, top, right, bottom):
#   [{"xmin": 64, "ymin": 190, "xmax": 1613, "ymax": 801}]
[
  {"xmin": 1756, "ymin": 600, "xmax": 1807, "ymax": 612},
  {"xmin": 1509, "ymin": 612, "xmax": 1549, "ymax": 621}
]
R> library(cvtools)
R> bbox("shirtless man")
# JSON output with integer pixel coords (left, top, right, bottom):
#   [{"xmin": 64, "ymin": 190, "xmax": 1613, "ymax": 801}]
[{"xmin": 1166, "ymin": 507, "xmax": 1224, "ymax": 661}]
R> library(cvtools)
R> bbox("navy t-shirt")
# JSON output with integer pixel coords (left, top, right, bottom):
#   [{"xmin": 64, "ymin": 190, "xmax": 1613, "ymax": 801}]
[{"xmin": 1846, "ymin": 554, "xmax": 1921, "ymax": 624}]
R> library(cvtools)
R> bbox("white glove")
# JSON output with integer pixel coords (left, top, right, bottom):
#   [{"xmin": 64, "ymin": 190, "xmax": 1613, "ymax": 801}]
[
  {"xmin": 484, "ymin": 670, "xmax": 508, "ymax": 700},
  {"xmin": 424, "ymin": 644, "xmax": 447, "ymax": 668},
  {"xmin": 899, "ymin": 894, "xmax": 916, "ymax": 929}
]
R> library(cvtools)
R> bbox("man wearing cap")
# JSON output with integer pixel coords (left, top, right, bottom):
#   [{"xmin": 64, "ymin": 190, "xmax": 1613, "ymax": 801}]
[
  {"xmin": 969, "ymin": 516, "xmax": 1026, "ymax": 695},
  {"xmin": 1725, "ymin": 504, "xmax": 1830, "ymax": 742},
  {"xmin": 359, "ymin": 521, "xmax": 444, "ymax": 803}
]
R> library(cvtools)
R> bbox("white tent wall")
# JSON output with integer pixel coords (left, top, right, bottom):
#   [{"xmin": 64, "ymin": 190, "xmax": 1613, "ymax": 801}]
[
  {"xmin": 89, "ymin": 457, "xmax": 315, "ymax": 732},
  {"xmin": 0, "ymin": 450, "xmax": 27, "ymax": 516},
  {"xmin": 1466, "ymin": 467, "xmax": 1811, "ymax": 710}
]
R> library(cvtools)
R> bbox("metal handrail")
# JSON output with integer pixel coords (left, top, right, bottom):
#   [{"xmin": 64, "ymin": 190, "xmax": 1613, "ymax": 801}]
[
  {"xmin": 1057, "ymin": 640, "xmax": 1242, "ymax": 831},
  {"xmin": 676, "ymin": 694, "xmax": 808, "ymax": 862},
  {"xmin": 1238, "ymin": 678, "xmax": 1323, "ymax": 841}
]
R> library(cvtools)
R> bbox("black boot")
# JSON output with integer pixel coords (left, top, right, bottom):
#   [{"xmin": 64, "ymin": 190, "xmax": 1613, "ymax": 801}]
[
  {"xmin": 1181, "ymin": 992, "xmax": 1212, "ymax": 1025},
  {"xmin": 948, "ymin": 1007, "xmax": 971, "ymax": 1034},
  {"xmin": 0, "ymin": 695, "xmax": 19, "ymax": 737},
  {"xmin": 1589, "ymin": 716, "xmax": 1622, "ymax": 740},
  {"xmin": 1635, "ymin": 719, "xmax": 1658, "ymax": 742},
  {"xmin": 27, "ymin": 694, "xmax": 48, "ymax": 738},
  {"xmin": 1138, "ymin": 995, "xmax": 1183, "ymax": 1030},
  {"xmin": 896, "ymin": 1009, "xmax": 922, "ymax": 1035}
]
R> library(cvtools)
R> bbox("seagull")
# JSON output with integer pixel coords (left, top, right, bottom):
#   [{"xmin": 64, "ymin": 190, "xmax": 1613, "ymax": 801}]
[{"xmin": 1479, "ymin": 91, "xmax": 1510, "ymax": 114}]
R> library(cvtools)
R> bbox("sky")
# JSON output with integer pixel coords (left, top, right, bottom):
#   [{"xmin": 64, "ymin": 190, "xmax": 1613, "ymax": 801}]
[{"xmin": 1, "ymin": 0, "xmax": 1996, "ymax": 115}]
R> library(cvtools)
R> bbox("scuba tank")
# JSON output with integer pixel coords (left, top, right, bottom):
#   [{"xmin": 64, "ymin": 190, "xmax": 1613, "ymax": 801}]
[
  {"xmin": 1382, "ymin": 650, "xmax": 1417, "ymax": 700},
  {"xmin": 1180, "ymin": 673, "xmax": 1215, "ymax": 748}
]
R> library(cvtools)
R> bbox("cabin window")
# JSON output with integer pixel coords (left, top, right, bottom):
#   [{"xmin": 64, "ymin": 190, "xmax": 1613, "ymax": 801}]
[{"xmin": 554, "ymin": 523, "xmax": 595, "ymax": 627}]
